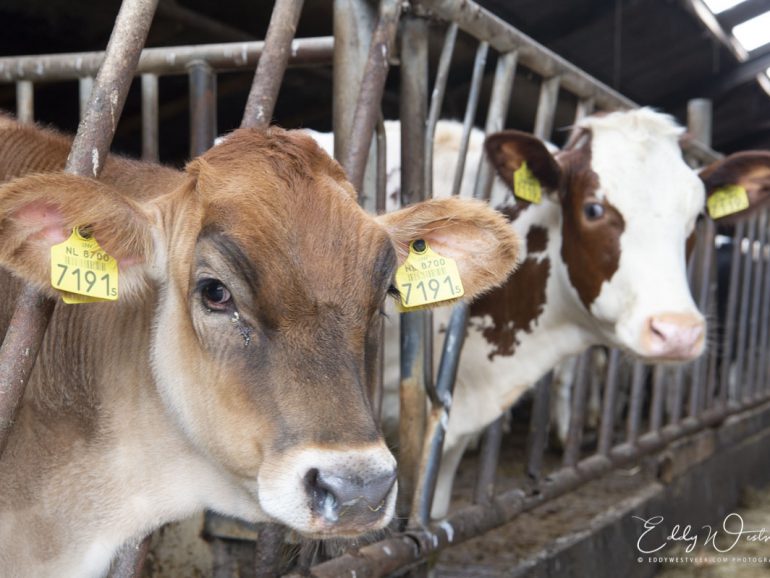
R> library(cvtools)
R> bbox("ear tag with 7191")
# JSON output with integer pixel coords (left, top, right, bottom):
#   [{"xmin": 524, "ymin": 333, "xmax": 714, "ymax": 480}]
[
  {"xmin": 51, "ymin": 227, "xmax": 119, "ymax": 304},
  {"xmin": 707, "ymin": 184, "xmax": 749, "ymax": 219},
  {"xmin": 513, "ymin": 161, "xmax": 542, "ymax": 204},
  {"xmin": 394, "ymin": 239, "xmax": 464, "ymax": 311}
]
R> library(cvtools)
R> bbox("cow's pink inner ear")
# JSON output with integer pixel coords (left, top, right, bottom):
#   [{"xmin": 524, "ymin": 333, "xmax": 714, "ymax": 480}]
[{"xmin": 10, "ymin": 201, "xmax": 68, "ymax": 244}]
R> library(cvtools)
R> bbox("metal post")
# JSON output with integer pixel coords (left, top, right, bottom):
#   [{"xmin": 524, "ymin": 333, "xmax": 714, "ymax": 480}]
[
  {"xmin": 746, "ymin": 210, "xmax": 767, "ymax": 399},
  {"xmin": 758, "ymin": 224, "xmax": 770, "ymax": 396},
  {"xmin": 598, "ymin": 349, "xmax": 621, "ymax": 455},
  {"xmin": 242, "ymin": 0, "xmax": 305, "ymax": 129},
  {"xmin": 473, "ymin": 416, "xmax": 504, "ymax": 505},
  {"xmin": 79, "ymin": 77, "xmax": 94, "ymax": 121},
  {"xmin": 188, "ymin": 60, "xmax": 217, "ymax": 158},
  {"xmin": 141, "ymin": 73, "xmax": 159, "ymax": 162},
  {"xmin": 626, "ymin": 362, "xmax": 646, "ymax": 443},
  {"xmin": 720, "ymin": 221, "xmax": 745, "ymax": 406},
  {"xmin": 15, "ymin": 81, "xmax": 33, "ymax": 123},
  {"xmin": 733, "ymin": 215, "xmax": 757, "ymax": 402},
  {"xmin": 563, "ymin": 350, "xmax": 591, "ymax": 467},
  {"xmin": 526, "ymin": 372, "xmax": 553, "ymax": 480},
  {"xmin": 533, "ymin": 76, "xmax": 561, "ymax": 141}
]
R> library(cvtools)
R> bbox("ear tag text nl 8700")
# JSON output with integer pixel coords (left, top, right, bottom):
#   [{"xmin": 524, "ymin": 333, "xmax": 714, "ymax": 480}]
[
  {"xmin": 51, "ymin": 227, "xmax": 119, "ymax": 304},
  {"xmin": 395, "ymin": 239, "xmax": 464, "ymax": 311},
  {"xmin": 707, "ymin": 184, "xmax": 749, "ymax": 219},
  {"xmin": 513, "ymin": 161, "xmax": 542, "ymax": 204}
]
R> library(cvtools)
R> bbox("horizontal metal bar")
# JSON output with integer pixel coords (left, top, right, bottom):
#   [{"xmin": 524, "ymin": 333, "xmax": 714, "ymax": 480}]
[{"xmin": 0, "ymin": 37, "xmax": 334, "ymax": 82}]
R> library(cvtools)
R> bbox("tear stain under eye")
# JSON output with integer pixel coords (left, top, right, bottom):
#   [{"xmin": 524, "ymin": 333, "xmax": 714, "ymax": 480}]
[{"xmin": 230, "ymin": 311, "xmax": 253, "ymax": 347}]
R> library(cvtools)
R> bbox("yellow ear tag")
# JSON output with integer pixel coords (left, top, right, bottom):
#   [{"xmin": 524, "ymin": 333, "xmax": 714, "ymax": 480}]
[
  {"xmin": 50, "ymin": 227, "xmax": 119, "ymax": 304},
  {"xmin": 394, "ymin": 240, "xmax": 464, "ymax": 311},
  {"xmin": 707, "ymin": 184, "xmax": 749, "ymax": 219},
  {"xmin": 513, "ymin": 161, "xmax": 542, "ymax": 204}
]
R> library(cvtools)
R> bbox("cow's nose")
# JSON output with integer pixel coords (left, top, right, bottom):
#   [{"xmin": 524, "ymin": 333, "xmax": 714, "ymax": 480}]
[
  {"xmin": 643, "ymin": 312, "xmax": 705, "ymax": 360},
  {"xmin": 304, "ymin": 467, "xmax": 397, "ymax": 523}
]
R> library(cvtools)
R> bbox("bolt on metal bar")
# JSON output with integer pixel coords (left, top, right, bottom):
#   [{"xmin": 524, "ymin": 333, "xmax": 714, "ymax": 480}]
[
  {"xmin": 188, "ymin": 60, "xmax": 217, "ymax": 158},
  {"xmin": 720, "ymin": 220, "xmax": 745, "ymax": 407},
  {"xmin": 79, "ymin": 77, "xmax": 94, "ymax": 121},
  {"xmin": 0, "ymin": 0, "xmax": 159, "ymax": 459},
  {"xmin": 563, "ymin": 350, "xmax": 591, "ymax": 467},
  {"xmin": 626, "ymin": 361, "xmax": 647, "ymax": 444},
  {"xmin": 473, "ymin": 50, "xmax": 518, "ymax": 201},
  {"xmin": 746, "ymin": 210, "xmax": 767, "ymax": 399},
  {"xmin": 733, "ymin": 215, "xmax": 757, "ymax": 402},
  {"xmin": 141, "ymin": 74, "xmax": 159, "ymax": 162},
  {"xmin": 241, "ymin": 0, "xmax": 304, "ymax": 129},
  {"xmin": 473, "ymin": 416, "xmax": 504, "ymax": 505},
  {"xmin": 533, "ymin": 76, "xmax": 561, "ymax": 141},
  {"xmin": 598, "ymin": 348, "xmax": 621, "ymax": 455},
  {"xmin": 449, "ymin": 41, "xmax": 488, "ymax": 198},
  {"xmin": 0, "ymin": 38, "xmax": 334, "ymax": 82},
  {"xmin": 425, "ymin": 22, "xmax": 459, "ymax": 199},
  {"xmin": 15, "ymin": 81, "xmax": 34, "ymax": 123},
  {"xmin": 340, "ymin": 0, "xmax": 402, "ymax": 192},
  {"xmin": 411, "ymin": 303, "xmax": 469, "ymax": 526},
  {"xmin": 526, "ymin": 371, "xmax": 553, "ymax": 480}
]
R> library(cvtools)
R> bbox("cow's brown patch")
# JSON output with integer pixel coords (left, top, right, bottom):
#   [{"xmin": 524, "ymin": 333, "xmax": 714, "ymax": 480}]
[
  {"xmin": 558, "ymin": 144, "xmax": 625, "ymax": 309},
  {"xmin": 527, "ymin": 225, "xmax": 548, "ymax": 253},
  {"xmin": 470, "ymin": 253, "xmax": 550, "ymax": 360}
]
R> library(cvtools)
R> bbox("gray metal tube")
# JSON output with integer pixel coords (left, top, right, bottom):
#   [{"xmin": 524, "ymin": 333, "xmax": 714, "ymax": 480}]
[
  {"xmin": 526, "ymin": 371, "xmax": 553, "ymax": 480},
  {"xmin": 598, "ymin": 349, "xmax": 621, "ymax": 455},
  {"xmin": 141, "ymin": 73, "xmax": 159, "ymax": 162},
  {"xmin": 626, "ymin": 361, "xmax": 647, "ymax": 443},
  {"xmin": 188, "ymin": 60, "xmax": 217, "ymax": 158},
  {"xmin": 746, "ymin": 210, "xmax": 767, "ymax": 398},
  {"xmin": 79, "ymin": 77, "xmax": 94, "ymax": 122},
  {"xmin": 563, "ymin": 350, "xmax": 591, "ymax": 467},
  {"xmin": 734, "ymin": 216, "xmax": 757, "ymax": 402},
  {"xmin": 533, "ymin": 76, "xmax": 561, "ymax": 141},
  {"xmin": 15, "ymin": 81, "xmax": 33, "ymax": 123},
  {"xmin": 720, "ymin": 221, "xmax": 745, "ymax": 406}
]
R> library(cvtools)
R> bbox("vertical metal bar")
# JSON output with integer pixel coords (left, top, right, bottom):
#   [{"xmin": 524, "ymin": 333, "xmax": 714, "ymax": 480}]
[
  {"xmin": 473, "ymin": 417, "xmax": 504, "ymax": 505},
  {"xmin": 473, "ymin": 50, "xmax": 518, "ymax": 200},
  {"xmin": 425, "ymin": 23, "xmax": 459, "ymax": 199},
  {"xmin": 449, "ymin": 42, "xmax": 488, "ymax": 198},
  {"xmin": 532, "ymin": 76, "xmax": 561, "ymax": 140},
  {"xmin": 109, "ymin": 537, "xmax": 152, "ymax": 578},
  {"xmin": 626, "ymin": 361, "xmax": 646, "ymax": 444},
  {"xmin": 758, "ymin": 224, "xmax": 770, "ymax": 396},
  {"xmin": 733, "ymin": 216, "xmax": 757, "ymax": 403},
  {"xmin": 563, "ymin": 350, "xmax": 591, "ymax": 467},
  {"xmin": 188, "ymin": 60, "xmax": 217, "ymax": 158},
  {"xmin": 340, "ymin": 0, "xmax": 402, "ymax": 192},
  {"xmin": 574, "ymin": 97, "xmax": 595, "ymax": 122},
  {"xmin": 397, "ymin": 14, "xmax": 429, "ymax": 522},
  {"xmin": 598, "ymin": 349, "xmax": 621, "ymax": 455},
  {"xmin": 411, "ymin": 304, "xmax": 469, "ymax": 525},
  {"xmin": 0, "ymin": 0, "xmax": 159, "ymax": 459},
  {"xmin": 720, "ymin": 221, "xmax": 745, "ymax": 406},
  {"xmin": 241, "ymin": 0, "xmax": 305, "ymax": 129},
  {"xmin": 650, "ymin": 365, "xmax": 666, "ymax": 432},
  {"xmin": 78, "ymin": 77, "xmax": 94, "ymax": 121},
  {"xmin": 15, "ymin": 80, "xmax": 34, "ymax": 123},
  {"xmin": 526, "ymin": 371, "xmax": 553, "ymax": 480},
  {"xmin": 141, "ymin": 73, "xmax": 159, "ymax": 162},
  {"xmin": 746, "ymin": 210, "xmax": 767, "ymax": 399}
]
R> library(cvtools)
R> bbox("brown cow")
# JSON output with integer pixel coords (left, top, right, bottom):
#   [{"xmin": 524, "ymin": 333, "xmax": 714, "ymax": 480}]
[{"xmin": 0, "ymin": 116, "xmax": 519, "ymax": 577}]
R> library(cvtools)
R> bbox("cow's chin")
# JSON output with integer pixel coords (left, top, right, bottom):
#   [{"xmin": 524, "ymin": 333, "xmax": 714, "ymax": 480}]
[{"xmin": 254, "ymin": 446, "xmax": 398, "ymax": 538}]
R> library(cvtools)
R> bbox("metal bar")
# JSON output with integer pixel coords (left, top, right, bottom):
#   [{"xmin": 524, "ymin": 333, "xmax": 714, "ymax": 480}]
[
  {"xmin": 0, "ymin": 38, "xmax": 333, "ymax": 82},
  {"xmin": 574, "ymin": 97, "xmax": 595, "ymax": 122},
  {"xmin": 533, "ymin": 76, "xmax": 561, "ymax": 141},
  {"xmin": 298, "ymin": 398, "xmax": 770, "ymax": 577},
  {"xmin": 79, "ymin": 77, "xmax": 94, "ymax": 121},
  {"xmin": 449, "ymin": 42, "xmax": 488, "ymax": 198},
  {"xmin": 397, "ymin": 14, "xmax": 429, "ymax": 522},
  {"xmin": 254, "ymin": 522, "xmax": 287, "ymax": 578},
  {"xmin": 563, "ymin": 350, "xmax": 590, "ymax": 467},
  {"xmin": 425, "ymin": 23, "xmax": 459, "ymax": 199},
  {"xmin": 758, "ymin": 223, "xmax": 770, "ymax": 396},
  {"xmin": 411, "ymin": 304, "xmax": 469, "ymax": 525},
  {"xmin": 650, "ymin": 365, "xmax": 666, "ymax": 431},
  {"xmin": 597, "ymin": 349, "xmax": 621, "ymax": 455},
  {"xmin": 473, "ymin": 50, "xmax": 518, "ymax": 201},
  {"xmin": 341, "ymin": 0, "xmax": 402, "ymax": 192},
  {"xmin": 0, "ymin": 0, "xmax": 158, "ymax": 458},
  {"xmin": 473, "ymin": 417, "xmax": 504, "ymax": 505},
  {"xmin": 15, "ymin": 80, "xmax": 33, "ymax": 123},
  {"xmin": 746, "ymin": 210, "xmax": 767, "ymax": 399},
  {"xmin": 141, "ymin": 74, "xmax": 159, "ymax": 162},
  {"xmin": 242, "ymin": 0, "xmax": 304, "ymax": 128},
  {"xmin": 720, "ymin": 221, "xmax": 745, "ymax": 406},
  {"xmin": 109, "ymin": 536, "xmax": 152, "ymax": 578},
  {"xmin": 626, "ymin": 361, "xmax": 647, "ymax": 444},
  {"xmin": 188, "ymin": 60, "xmax": 217, "ymax": 158},
  {"xmin": 525, "ymin": 372, "xmax": 553, "ymax": 480},
  {"xmin": 733, "ymin": 215, "xmax": 757, "ymax": 402}
]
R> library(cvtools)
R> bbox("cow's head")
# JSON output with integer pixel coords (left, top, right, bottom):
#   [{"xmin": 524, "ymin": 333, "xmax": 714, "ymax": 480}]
[
  {"xmin": 0, "ymin": 127, "xmax": 518, "ymax": 537},
  {"xmin": 486, "ymin": 108, "xmax": 770, "ymax": 363}
]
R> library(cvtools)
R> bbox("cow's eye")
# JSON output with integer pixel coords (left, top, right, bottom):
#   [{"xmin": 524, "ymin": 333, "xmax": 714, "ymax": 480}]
[
  {"xmin": 201, "ymin": 279, "xmax": 232, "ymax": 311},
  {"xmin": 583, "ymin": 202, "xmax": 605, "ymax": 220}
]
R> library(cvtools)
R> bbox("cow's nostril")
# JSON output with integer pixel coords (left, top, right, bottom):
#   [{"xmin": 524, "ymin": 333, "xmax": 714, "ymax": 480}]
[
  {"xmin": 649, "ymin": 318, "xmax": 666, "ymax": 341},
  {"xmin": 304, "ymin": 467, "xmax": 397, "ymax": 523},
  {"xmin": 304, "ymin": 468, "xmax": 340, "ymax": 522}
]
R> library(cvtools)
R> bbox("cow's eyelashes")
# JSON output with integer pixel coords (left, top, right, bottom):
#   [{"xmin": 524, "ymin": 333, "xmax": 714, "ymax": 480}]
[
  {"xmin": 199, "ymin": 279, "xmax": 233, "ymax": 311},
  {"xmin": 583, "ymin": 202, "xmax": 605, "ymax": 221}
]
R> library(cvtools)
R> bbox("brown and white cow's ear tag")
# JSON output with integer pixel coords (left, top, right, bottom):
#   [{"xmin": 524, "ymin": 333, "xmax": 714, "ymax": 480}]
[
  {"xmin": 707, "ymin": 184, "xmax": 749, "ymax": 219},
  {"xmin": 50, "ymin": 227, "xmax": 119, "ymax": 304},
  {"xmin": 394, "ymin": 239, "xmax": 464, "ymax": 311},
  {"xmin": 513, "ymin": 161, "xmax": 542, "ymax": 204}
]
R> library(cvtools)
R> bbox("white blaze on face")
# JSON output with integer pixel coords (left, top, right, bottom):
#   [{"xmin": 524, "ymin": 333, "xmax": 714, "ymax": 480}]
[{"xmin": 581, "ymin": 109, "xmax": 706, "ymax": 360}]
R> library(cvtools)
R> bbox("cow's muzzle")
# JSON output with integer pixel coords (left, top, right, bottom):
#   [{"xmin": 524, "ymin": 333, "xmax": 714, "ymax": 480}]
[{"xmin": 305, "ymin": 467, "xmax": 397, "ymax": 525}]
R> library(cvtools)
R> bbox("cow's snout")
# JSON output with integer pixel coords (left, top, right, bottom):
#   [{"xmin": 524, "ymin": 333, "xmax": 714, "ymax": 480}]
[
  {"xmin": 642, "ymin": 312, "xmax": 705, "ymax": 360},
  {"xmin": 305, "ymin": 467, "xmax": 397, "ymax": 523}
]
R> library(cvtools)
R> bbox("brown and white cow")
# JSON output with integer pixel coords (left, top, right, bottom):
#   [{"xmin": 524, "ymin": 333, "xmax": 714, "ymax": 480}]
[
  {"xmin": 0, "ymin": 116, "xmax": 519, "ymax": 576},
  {"xmin": 380, "ymin": 109, "xmax": 770, "ymax": 519}
]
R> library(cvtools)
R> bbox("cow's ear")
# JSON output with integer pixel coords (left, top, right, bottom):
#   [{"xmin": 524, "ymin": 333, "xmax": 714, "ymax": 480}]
[
  {"xmin": 0, "ymin": 173, "xmax": 154, "ymax": 300},
  {"xmin": 485, "ymin": 130, "xmax": 562, "ymax": 201},
  {"xmin": 376, "ymin": 197, "xmax": 520, "ymax": 300},
  {"xmin": 700, "ymin": 151, "xmax": 770, "ymax": 222}
]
